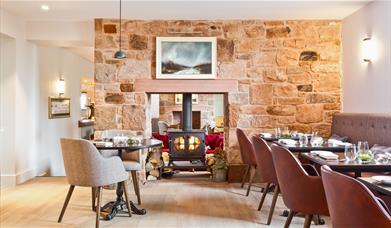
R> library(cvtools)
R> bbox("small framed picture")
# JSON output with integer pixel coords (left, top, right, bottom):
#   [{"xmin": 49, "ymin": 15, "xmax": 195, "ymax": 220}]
[
  {"xmin": 174, "ymin": 94, "xmax": 199, "ymax": 105},
  {"xmin": 156, "ymin": 37, "xmax": 217, "ymax": 79},
  {"xmin": 48, "ymin": 97, "xmax": 71, "ymax": 119}
]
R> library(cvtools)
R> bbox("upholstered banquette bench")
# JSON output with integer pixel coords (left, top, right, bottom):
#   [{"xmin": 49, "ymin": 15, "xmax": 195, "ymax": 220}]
[{"xmin": 332, "ymin": 113, "xmax": 391, "ymax": 147}]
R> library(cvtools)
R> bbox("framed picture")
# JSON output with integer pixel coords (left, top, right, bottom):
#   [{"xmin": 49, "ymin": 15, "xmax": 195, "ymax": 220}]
[
  {"xmin": 174, "ymin": 94, "xmax": 199, "ymax": 105},
  {"xmin": 156, "ymin": 37, "xmax": 217, "ymax": 79},
  {"xmin": 48, "ymin": 97, "xmax": 71, "ymax": 119}
]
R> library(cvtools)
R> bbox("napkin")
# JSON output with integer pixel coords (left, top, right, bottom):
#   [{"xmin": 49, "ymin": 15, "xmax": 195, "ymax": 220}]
[
  {"xmin": 310, "ymin": 150, "xmax": 339, "ymax": 160},
  {"xmin": 93, "ymin": 141, "xmax": 113, "ymax": 147},
  {"xmin": 260, "ymin": 133, "xmax": 272, "ymax": 138},
  {"xmin": 278, "ymin": 139, "xmax": 297, "ymax": 146},
  {"xmin": 328, "ymin": 139, "xmax": 352, "ymax": 146}
]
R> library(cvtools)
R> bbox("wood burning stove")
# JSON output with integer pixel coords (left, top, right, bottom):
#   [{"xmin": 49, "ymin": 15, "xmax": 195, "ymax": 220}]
[{"xmin": 168, "ymin": 93, "xmax": 206, "ymax": 167}]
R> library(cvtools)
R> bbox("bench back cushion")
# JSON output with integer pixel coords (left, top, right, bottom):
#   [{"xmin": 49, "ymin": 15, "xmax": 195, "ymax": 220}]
[{"xmin": 332, "ymin": 113, "xmax": 391, "ymax": 147}]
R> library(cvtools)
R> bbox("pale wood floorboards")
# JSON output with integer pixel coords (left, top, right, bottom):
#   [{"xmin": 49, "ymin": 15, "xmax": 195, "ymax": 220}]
[{"xmin": 0, "ymin": 174, "xmax": 331, "ymax": 228}]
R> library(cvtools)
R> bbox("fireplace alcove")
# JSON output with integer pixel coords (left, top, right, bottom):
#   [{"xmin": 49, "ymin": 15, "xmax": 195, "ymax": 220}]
[{"xmin": 134, "ymin": 79, "xmax": 238, "ymax": 169}]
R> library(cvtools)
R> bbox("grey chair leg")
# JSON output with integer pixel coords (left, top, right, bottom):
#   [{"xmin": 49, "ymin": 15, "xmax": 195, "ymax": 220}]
[
  {"xmin": 246, "ymin": 166, "xmax": 256, "ymax": 196},
  {"xmin": 122, "ymin": 181, "xmax": 132, "ymax": 218},
  {"xmin": 258, "ymin": 183, "xmax": 270, "ymax": 211},
  {"xmin": 241, "ymin": 165, "xmax": 250, "ymax": 188},
  {"xmin": 131, "ymin": 170, "xmax": 141, "ymax": 205},
  {"xmin": 91, "ymin": 187, "xmax": 96, "ymax": 211},
  {"xmin": 284, "ymin": 210, "xmax": 295, "ymax": 228},
  {"xmin": 304, "ymin": 214, "xmax": 313, "ymax": 228},
  {"xmin": 95, "ymin": 186, "xmax": 102, "ymax": 228},
  {"xmin": 58, "ymin": 185, "xmax": 75, "ymax": 223},
  {"xmin": 267, "ymin": 184, "xmax": 280, "ymax": 225}
]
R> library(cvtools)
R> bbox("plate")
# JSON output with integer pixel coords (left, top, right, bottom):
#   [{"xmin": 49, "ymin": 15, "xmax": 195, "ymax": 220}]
[{"xmin": 372, "ymin": 176, "xmax": 391, "ymax": 185}]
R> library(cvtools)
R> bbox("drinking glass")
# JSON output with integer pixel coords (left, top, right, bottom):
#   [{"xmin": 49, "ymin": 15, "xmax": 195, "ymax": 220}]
[
  {"xmin": 299, "ymin": 134, "xmax": 308, "ymax": 147},
  {"xmin": 357, "ymin": 141, "xmax": 369, "ymax": 153},
  {"xmin": 274, "ymin": 128, "xmax": 281, "ymax": 139},
  {"xmin": 282, "ymin": 127, "xmax": 290, "ymax": 138},
  {"xmin": 102, "ymin": 130, "xmax": 108, "ymax": 142},
  {"xmin": 344, "ymin": 144, "xmax": 357, "ymax": 162},
  {"xmin": 357, "ymin": 141, "xmax": 372, "ymax": 162}
]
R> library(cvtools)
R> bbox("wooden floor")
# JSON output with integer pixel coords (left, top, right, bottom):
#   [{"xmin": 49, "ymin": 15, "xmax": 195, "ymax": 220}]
[{"xmin": 0, "ymin": 173, "xmax": 331, "ymax": 228}]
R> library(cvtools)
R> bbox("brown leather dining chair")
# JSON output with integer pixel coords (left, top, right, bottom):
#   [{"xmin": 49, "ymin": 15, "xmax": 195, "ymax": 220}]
[
  {"xmin": 270, "ymin": 144, "xmax": 329, "ymax": 228},
  {"xmin": 236, "ymin": 128, "xmax": 257, "ymax": 196},
  {"xmin": 321, "ymin": 165, "xmax": 391, "ymax": 228},
  {"xmin": 251, "ymin": 136, "xmax": 280, "ymax": 225}
]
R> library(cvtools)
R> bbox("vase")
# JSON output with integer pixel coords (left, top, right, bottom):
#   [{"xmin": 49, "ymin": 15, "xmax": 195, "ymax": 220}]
[{"xmin": 212, "ymin": 169, "xmax": 227, "ymax": 182}]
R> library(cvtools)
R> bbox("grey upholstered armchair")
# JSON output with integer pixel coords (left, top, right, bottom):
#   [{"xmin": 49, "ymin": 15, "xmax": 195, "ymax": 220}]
[{"xmin": 58, "ymin": 138, "xmax": 132, "ymax": 228}]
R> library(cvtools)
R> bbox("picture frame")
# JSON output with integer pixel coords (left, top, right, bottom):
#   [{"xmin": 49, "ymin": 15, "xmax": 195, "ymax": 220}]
[
  {"xmin": 156, "ymin": 37, "xmax": 217, "ymax": 79},
  {"xmin": 175, "ymin": 94, "xmax": 199, "ymax": 105},
  {"xmin": 48, "ymin": 97, "xmax": 71, "ymax": 119}
]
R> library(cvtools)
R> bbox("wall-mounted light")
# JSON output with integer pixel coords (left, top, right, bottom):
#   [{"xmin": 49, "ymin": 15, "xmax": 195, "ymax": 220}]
[
  {"xmin": 362, "ymin": 37, "xmax": 375, "ymax": 62},
  {"xmin": 57, "ymin": 78, "xmax": 65, "ymax": 97},
  {"xmin": 80, "ymin": 92, "xmax": 88, "ymax": 110},
  {"xmin": 41, "ymin": 5, "xmax": 50, "ymax": 11}
]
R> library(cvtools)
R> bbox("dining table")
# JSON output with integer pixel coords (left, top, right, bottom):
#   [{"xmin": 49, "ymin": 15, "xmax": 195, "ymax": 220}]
[
  {"xmin": 94, "ymin": 138, "xmax": 163, "ymax": 220},
  {"xmin": 358, "ymin": 177, "xmax": 391, "ymax": 196},
  {"xmin": 273, "ymin": 141, "xmax": 347, "ymax": 153},
  {"xmin": 300, "ymin": 152, "xmax": 391, "ymax": 177}
]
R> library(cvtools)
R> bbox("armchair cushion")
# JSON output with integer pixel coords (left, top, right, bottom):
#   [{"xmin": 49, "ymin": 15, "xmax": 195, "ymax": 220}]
[{"xmin": 123, "ymin": 160, "xmax": 142, "ymax": 171}]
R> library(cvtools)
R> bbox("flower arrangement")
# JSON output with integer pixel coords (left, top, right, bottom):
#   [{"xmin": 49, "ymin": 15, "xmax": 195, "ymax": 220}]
[{"xmin": 207, "ymin": 147, "xmax": 227, "ymax": 182}]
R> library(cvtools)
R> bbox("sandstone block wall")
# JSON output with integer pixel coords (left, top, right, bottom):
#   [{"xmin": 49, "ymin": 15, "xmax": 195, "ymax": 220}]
[{"xmin": 94, "ymin": 19, "xmax": 341, "ymax": 164}]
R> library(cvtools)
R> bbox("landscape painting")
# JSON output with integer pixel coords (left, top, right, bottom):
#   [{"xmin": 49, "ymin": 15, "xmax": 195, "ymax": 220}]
[{"xmin": 156, "ymin": 37, "xmax": 217, "ymax": 79}]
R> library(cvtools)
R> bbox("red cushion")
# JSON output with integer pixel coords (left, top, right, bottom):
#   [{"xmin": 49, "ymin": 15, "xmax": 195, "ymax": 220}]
[
  {"xmin": 152, "ymin": 133, "xmax": 169, "ymax": 149},
  {"xmin": 205, "ymin": 134, "xmax": 224, "ymax": 150},
  {"xmin": 206, "ymin": 149, "xmax": 215, "ymax": 154},
  {"xmin": 152, "ymin": 133, "xmax": 225, "ymax": 153}
]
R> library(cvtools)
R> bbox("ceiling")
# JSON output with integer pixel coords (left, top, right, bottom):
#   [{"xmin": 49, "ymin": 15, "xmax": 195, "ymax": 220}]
[
  {"xmin": 1, "ymin": 0, "xmax": 371, "ymax": 21},
  {"xmin": 0, "ymin": 0, "xmax": 371, "ymax": 63}
]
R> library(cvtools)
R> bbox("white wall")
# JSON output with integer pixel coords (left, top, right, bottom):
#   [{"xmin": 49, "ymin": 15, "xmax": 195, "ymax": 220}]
[
  {"xmin": 37, "ymin": 46, "xmax": 93, "ymax": 176},
  {"xmin": 0, "ymin": 9, "xmax": 94, "ymax": 186},
  {"xmin": 342, "ymin": 1, "xmax": 391, "ymax": 113},
  {"xmin": 0, "ymin": 34, "xmax": 16, "ymax": 188},
  {"xmin": 0, "ymin": 9, "xmax": 39, "ymax": 187}
]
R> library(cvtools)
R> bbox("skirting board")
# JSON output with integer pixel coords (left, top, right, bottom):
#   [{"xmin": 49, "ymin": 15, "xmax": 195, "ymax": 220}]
[{"xmin": 1, "ymin": 169, "xmax": 35, "ymax": 189}]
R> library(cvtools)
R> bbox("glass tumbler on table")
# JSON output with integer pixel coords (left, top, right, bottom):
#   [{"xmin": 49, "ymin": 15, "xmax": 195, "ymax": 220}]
[
  {"xmin": 299, "ymin": 134, "xmax": 308, "ymax": 147},
  {"xmin": 344, "ymin": 144, "xmax": 357, "ymax": 162},
  {"xmin": 274, "ymin": 128, "xmax": 281, "ymax": 139}
]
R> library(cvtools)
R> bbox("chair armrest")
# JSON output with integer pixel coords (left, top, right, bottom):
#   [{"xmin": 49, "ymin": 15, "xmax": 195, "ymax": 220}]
[{"xmin": 92, "ymin": 156, "xmax": 128, "ymax": 186}]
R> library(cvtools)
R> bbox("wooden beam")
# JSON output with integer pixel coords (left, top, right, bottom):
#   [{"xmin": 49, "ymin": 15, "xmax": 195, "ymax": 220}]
[{"xmin": 134, "ymin": 79, "xmax": 238, "ymax": 94}]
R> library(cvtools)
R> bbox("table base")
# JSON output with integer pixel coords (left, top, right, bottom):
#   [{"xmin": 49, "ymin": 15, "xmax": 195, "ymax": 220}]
[{"xmin": 100, "ymin": 198, "xmax": 146, "ymax": 220}]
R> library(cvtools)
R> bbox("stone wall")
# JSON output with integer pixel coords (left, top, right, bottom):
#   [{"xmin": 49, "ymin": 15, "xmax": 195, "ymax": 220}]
[
  {"xmin": 94, "ymin": 19, "xmax": 342, "ymax": 164},
  {"xmin": 159, "ymin": 94, "xmax": 215, "ymax": 128}
]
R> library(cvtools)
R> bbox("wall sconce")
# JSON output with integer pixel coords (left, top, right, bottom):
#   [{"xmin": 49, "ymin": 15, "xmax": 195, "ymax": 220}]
[
  {"xmin": 362, "ymin": 37, "xmax": 375, "ymax": 62},
  {"xmin": 57, "ymin": 77, "xmax": 65, "ymax": 96}
]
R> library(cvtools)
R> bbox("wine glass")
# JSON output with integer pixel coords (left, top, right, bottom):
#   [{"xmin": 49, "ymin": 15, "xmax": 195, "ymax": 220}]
[
  {"xmin": 345, "ymin": 144, "xmax": 357, "ymax": 162},
  {"xmin": 357, "ymin": 141, "xmax": 369, "ymax": 153},
  {"xmin": 299, "ymin": 134, "xmax": 308, "ymax": 147},
  {"xmin": 274, "ymin": 128, "xmax": 281, "ymax": 139}
]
